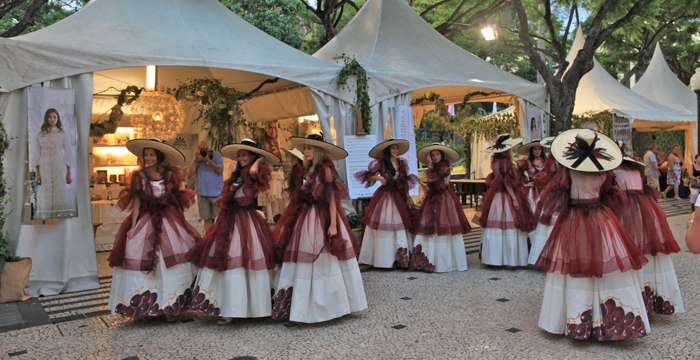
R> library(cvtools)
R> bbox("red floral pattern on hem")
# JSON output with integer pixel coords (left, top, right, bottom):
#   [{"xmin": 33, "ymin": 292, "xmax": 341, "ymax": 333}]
[
  {"xmin": 114, "ymin": 279, "xmax": 196, "ymax": 319},
  {"xmin": 188, "ymin": 285, "xmax": 223, "ymax": 317},
  {"xmin": 392, "ymin": 247, "xmax": 409, "ymax": 269},
  {"xmin": 409, "ymin": 244, "xmax": 434, "ymax": 273},
  {"xmin": 565, "ymin": 298, "xmax": 647, "ymax": 341},
  {"xmin": 271, "ymin": 287, "xmax": 293, "ymax": 320}
]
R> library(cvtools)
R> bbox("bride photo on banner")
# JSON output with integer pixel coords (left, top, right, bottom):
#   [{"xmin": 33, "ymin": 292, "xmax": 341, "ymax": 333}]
[{"xmin": 27, "ymin": 88, "xmax": 79, "ymax": 220}]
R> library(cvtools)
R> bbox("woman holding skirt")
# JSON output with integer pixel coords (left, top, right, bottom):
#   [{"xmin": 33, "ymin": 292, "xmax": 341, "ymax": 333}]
[
  {"xmin": 537, "ymin": 129, "xmax": 650, "ymax": 341},
  {"xmin": 273, "ymin": 133, "xmax": 367, "ymax": 323},
  {"xmin": 475, "ymin": 134, "xmax": 532, "ymax": 267},
  {"xmin": 411, "ymin": 143, "xmax": 471, "ymax": 273},
  {"xmin": 355, "ymin": 139, "xmax": 418, "ymax": 269},
  {"xmin": 186, "ymin": 139, "xmax": 280, "ymax": 325},
  {"xmin": 108, "ymin": 138, "xmax": 200, "ymax": 321},
  {"xmin": 612, "ymin": 141, "xmax": 684, "ymax": 316}
]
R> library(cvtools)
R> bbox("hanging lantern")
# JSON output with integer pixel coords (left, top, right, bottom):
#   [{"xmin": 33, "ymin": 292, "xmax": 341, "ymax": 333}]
[{"xmin": 129, "ymin": 91, "xmax": 185, "ymax": 141}]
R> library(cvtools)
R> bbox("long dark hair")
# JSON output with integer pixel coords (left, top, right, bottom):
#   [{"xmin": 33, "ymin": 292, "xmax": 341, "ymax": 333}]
[
  {"xmin": 529, "ymin": 145, "xmax": 547, "ymax": 163},
  {"xmin": 231, "ymin": 150, "xmax": 261, "ymax": 182},
  {"xmin": 40, "ymin": 108, "xmax": 63, "ymax": 135},
  {"xmin": 382, "ymin": 146, "xmax": 397, "ymax": 177}
]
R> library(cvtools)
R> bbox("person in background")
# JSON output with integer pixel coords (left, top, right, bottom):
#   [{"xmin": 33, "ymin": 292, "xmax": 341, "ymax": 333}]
[
  {"xmin": 643, "ymin": 144, "xmax": 660, "ymax": 191},
  {"xmin": 188, "ymin": 141, "xmax": 224, "ymax": 233},
  {"xmin": 662, "ymin": 145, "xmax": 685, "ymax": 199},
  {"xmin": 658, "ymin": 152, "xmax": 668, "ymax": 193},
  {"xmin": 689, "ymin": 155, "xmax": 700, "ymax": 211}
]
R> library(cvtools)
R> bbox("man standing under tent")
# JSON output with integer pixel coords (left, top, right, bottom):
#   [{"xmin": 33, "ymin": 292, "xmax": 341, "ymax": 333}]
[
  {"xmin": 644, "ymin": 144, "xmax": 660, "ymax": 190},
  {"xmin": 188, "ymin": 141, "xmax": 224, "ymax": 233}
]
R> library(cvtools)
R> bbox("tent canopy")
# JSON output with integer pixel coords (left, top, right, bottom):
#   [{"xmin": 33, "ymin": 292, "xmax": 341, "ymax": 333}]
[
  {"xmin": 568, "ymin": 28, "xmax": 695, "ymax": 123},
  {"xmin": 632, "ymin": 43, "xmax": 697, "ymax": 115},
  {"xmin": 0, "ymin": 0, "xmax": 354, "ymax": 108},
  {"xmin": 312, "ymin": 0, "xmax": 547, "ymax": 109}
]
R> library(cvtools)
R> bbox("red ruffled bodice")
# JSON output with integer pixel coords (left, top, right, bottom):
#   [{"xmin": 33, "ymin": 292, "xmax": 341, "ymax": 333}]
[
  {"xmin": 275, "ymin": 158, "xmax": 359, "ymax": 264},
  {"xmin": 185, "ymin": 165, "xmax": 275, "ymax": 271},
  {"xmin": 412, "ymin": 161, "xmax": 471, "ymax": 236},
  {"xmin": 107, "ymin": 167, "xmax": 201, "ymax": 273},
  {"xmin": 475, "ymin": 154, "xmax": 532, "ymax": 232},
  {"xmin": 535, "ymin": 169, "xmax": 649, "ymax": 277},
  {"xmin": 612, "ymin": 164, "xmax": 680, "ymax": 256},
  {"xmin": 354, "ymin": 157, "xmax": 418, "ymax": 231}
]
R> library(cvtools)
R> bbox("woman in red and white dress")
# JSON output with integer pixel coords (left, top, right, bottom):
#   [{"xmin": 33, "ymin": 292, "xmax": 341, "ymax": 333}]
[
  {"xmin": 355, "ymin": 139, "xmax": 418, "ymax": 269},
  {"xmin": 186, "ymin": 139, "xmax": 280, "ymax": 325},
  {"xmin": 517, "ymin": 139, "xmax": 548, "ymax": 217},
  {"xmin": 537, "ymin": 129, "xmax": 650, "ymax": 341},
  {"xmin": 411, "ymin": 143, "xmax": 471, "ymax": 273},
  {"xmin": 528, "ymin": 136, "xmax": 560, "ymax": 265},
  {"xmin": 272, "ymin": 147, "xmax": 306, "ymax": 263},
  {"xmin": 108, "ymin": 138, "xmax": 200, "ymax": 321},
  {"xmin": 272, "ymin": 134, "xmax": 367, "ymax": 323},
  {"xmin": 612, "ymin": 141, "xmax": 684, "ymax": 316},
  {"xmin": 475, "ymin": 134, "xmax": 532, "ymax": 267}
]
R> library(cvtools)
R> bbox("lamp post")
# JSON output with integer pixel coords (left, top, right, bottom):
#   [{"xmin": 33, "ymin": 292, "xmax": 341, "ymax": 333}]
[{"xmin": 691, "ymin": 68, "xmax": 700, "ymax": 154}]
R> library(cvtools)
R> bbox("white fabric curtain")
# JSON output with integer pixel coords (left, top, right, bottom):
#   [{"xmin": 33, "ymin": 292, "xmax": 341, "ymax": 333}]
[
  {"xmin": 371, "ymin": 92, "xmax": 414, "ymax": 145},
  {"xmin": 0, "ymin": 74, "xmax": 99, "ymax": 296},
  {"xmin": 470, "ymin": 134, "xmax": 492, "ymax": 179},
  {"xmin": 310, "ymin": 89, "xmax": 354, "ymax": 184}
]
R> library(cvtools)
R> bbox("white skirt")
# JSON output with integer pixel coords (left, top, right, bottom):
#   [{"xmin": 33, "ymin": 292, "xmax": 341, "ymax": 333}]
[
  {"xmin": 480, "ymin": 227, "xmax": 529, "ymax": 266},
  {"xmin": 636, "ymin": 253, "xmax": 684, "ymax": 315},
  {"xmin": 108, "ymin": 252, "xmax": 197, "ymax": 318},
  {"xmin": 190, "ymin": 267, "xmax": 274, "ymax": 318},
  {"xmin": 411, "ymin": 234, "xmax": 467, "ymax": 272},
  {"xmin": 272, "ymin": 253, "xmax": 367, "ymax": 323},
  {"xmin": 539, "ymin": 270, "xmax": 650, "ymax": 341},
  {"xmin": 358, "ymin": 228, "xmax": 412, "ymax": 268},
  {"xmin": 528, "ymin": 217, "xmax": 557, "ymax": 265}
]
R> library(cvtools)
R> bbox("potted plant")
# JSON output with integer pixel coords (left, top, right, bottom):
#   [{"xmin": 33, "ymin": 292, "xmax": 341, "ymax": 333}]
[{"xmin": 0, "ymin": 118, "xmax": 32, "ymax": 303}]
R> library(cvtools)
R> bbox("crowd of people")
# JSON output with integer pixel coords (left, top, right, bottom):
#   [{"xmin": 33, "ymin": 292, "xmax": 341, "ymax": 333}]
[{"xmin": 106, "ymin": 128, "xmax": 685, "ymax": 342}]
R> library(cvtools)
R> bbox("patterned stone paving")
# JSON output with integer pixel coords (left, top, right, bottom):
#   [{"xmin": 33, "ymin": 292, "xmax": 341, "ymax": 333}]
[{"xmin": 0, "ymin": 198, "xmax": 698, "ymax": 359}]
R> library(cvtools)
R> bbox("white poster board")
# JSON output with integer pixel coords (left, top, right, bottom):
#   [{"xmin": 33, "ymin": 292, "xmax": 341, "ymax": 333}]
[
  {"xmin": 345, "ymin": 135, "xmax": 380, "ymax": 199},
  {"xmin": 397, "ymin": 105, "xmax": 419, "ymax": 196}
]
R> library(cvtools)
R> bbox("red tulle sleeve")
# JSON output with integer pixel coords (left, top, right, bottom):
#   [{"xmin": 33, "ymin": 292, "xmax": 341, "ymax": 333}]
[
  {"xmin": 517, "ymin": 157, "xmax": 528, "ymax": 173},
  {"xmin": 250, "ymin": 163, "xmax": 272, "ymax": 191},
  {"xmin": 426, "ymin": 161, "xmax": 450, "ymax": 191},
  {"xmin": 601, "ymin": 171, "xmax": 628, "ymax": 213},
  {"xmin": 317, "ymin": 158, "xmax": 349, "ymax": 205},
  {"xmin": 354, "ymin": 160, "xmax": 382, "ymax": 188},
  {"xmin": 400, "ymin": 158, "xmax": 419, "ymax": 190},
  {"xmin": 285, "ymin": 164, "xmax": 306, "ymax": 195},
  {"xmin": 164, "ymin": 167, "xmax": 195, "ymax": 212},
  {"xmin": 534, "ymin": 167, "xmax": 570, "ymax": 226},
  {"xmin": 116, "ymin": 170, "xmax": 144, "ymax": 212}
]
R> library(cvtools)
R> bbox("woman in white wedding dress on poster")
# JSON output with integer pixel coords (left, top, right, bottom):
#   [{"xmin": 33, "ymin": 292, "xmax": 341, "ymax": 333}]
[{"xmin": 32, "ymin": 108, "xmax": 77, "ymax": 220}]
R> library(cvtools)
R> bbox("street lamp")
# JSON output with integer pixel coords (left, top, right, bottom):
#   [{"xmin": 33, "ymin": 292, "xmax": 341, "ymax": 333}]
[
  {"xmin": 482, "ymin": 26, "xmax": 496, "ymax": 41},
  {"xmin": 691, "ymin": 68, "xmax": 700, "ymax": 155}
]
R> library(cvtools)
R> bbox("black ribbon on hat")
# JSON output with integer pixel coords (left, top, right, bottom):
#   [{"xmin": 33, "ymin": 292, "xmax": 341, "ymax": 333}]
[
  {"xmin": 308, "ymin": 133, "xmax": 324, "ymax": 141},
  {"xmin": 241, "ymin": 139, "xmax": 258, "ymax": 148},
  {"xmin": 564, "ymin": 134, "xmax": 614, "ymax": 170},
  {"xmin": 491, "ymin": 134, "xmax": 511, "ymax": 150}
]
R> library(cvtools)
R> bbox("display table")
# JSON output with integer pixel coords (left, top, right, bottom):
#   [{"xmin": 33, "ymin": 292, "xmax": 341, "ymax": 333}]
[
  {"xmin": 450, "ymin": 179, "xmax": 487, "ymax": 207},
  {"xmin": 91, "ymin": 198, "xmax": 205, "ymax": 252}
]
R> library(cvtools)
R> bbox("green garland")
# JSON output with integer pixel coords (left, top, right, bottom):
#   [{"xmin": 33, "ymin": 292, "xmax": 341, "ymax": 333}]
[
  {"xmin": 90, "ymin": 86, "xmax": 142, "ymax": 138},
  {"xmin": 333, "ymin": 54, "xmax": 371, "ymax": 134},
  {"xmin": 0, "ymin": 116, "xmax": 20, "ymax": 262}
]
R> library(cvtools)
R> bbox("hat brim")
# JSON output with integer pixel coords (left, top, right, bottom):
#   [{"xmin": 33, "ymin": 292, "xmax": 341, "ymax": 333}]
[
  {"xmin": 289, "ymin": 137, "xmax": 348, "ymax": 160},
  {"xmin": 417, "ymin": 145, "xmax": 461, "ymax": 164},
  {"xmin": 221, "ymin": 144, "xmax": 281, "ymax": 165},
  {"xmin": 126, "ymin": 139, "xmax": 186, "ymax": 166},
  {"xmin": 368, "ymin": 139, "xmax": 410, "ymax": 159},
  {"xmin": 517, "ymin": 141, "xmax": 550, "ymax": 156},
  {"xmin": 483, "ymin": 138, "xmax": 523, "ymax": 153},
  {"xmin": 282, "ymin": 148, "xmax": 304, "ymax": 161},
  {"xmin": 550, "ymin": 129, "xmax": 622, "ymax": 172},
  {"xmin": 623, "ymin": 156, "xmax": 646, "ymax": 167},
  {"xmin": 540, "ymin": 137, "xmax": 555, "ymax": 149}
]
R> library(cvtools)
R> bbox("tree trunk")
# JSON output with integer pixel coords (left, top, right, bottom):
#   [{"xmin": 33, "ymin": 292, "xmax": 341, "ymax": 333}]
[
  {"xmin": 549, "ymin": 83, "xmax": 577, "ymax": 134},
  {"xmin": 319, "ymin": 14, "xmax": 336, "ymax": 47}
]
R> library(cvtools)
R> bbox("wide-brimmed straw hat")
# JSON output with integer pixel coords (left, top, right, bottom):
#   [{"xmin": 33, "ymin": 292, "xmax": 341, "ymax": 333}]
[
  {"xmin": 517, "ymin": 139, "xmax": 551, "ymax": 156},
  {"xmin": 550, "ymin": 129, "xmax": 622, "ymax": 172},
  {"xmin": 221, "ymin": 138, "xmax": 281, "ymax": 165},
  {"xmin": 289, "ymin": 133, "xmax": 348, "ymax": 160},
  {"xmin": 282, "ymin": 147, "xmax": 304, "ymax": 162},
  {"xmin": 417, "ymin": 143, "xmax": 460, "ymax": 164},
  {"xmin": 615, "ymin": 140, "xmax": 645, "ymax": 167},
  {"xmin": 369, "ymin": 138, "xmax": 410, "ymax": 159},
  {"xmin": 126, "ymin": 138, "xmax": 186, "ymax": 166},
  {"xmin": 483, "ymin": 134, "xmax": 523, "ymax": 153},
  {"xmin": 540, "ymin": 136, "xmax": 555, "ymax": 148}
]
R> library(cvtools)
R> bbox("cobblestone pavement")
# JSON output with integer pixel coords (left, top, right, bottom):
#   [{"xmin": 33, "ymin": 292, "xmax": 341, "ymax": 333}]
[{"xmin": 1, "ymin": 199, "xmax": 699, "ymax": 359}]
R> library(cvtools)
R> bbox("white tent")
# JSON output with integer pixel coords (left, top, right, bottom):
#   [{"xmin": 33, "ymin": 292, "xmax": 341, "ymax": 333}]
[
  {"xmin": 0, "ymin": 0, "xmax": 354, "ymax": 296},
  {"xmin": 568, "ymin": 27, "xmax": 696, "ymax": 164},
  {"xmin": 313, "ymin": 0, "xmax": 549, "ymax": 144},
  {"xmin": 632, "ymin": 43, "xmax": 698, "ymax": 149}
]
